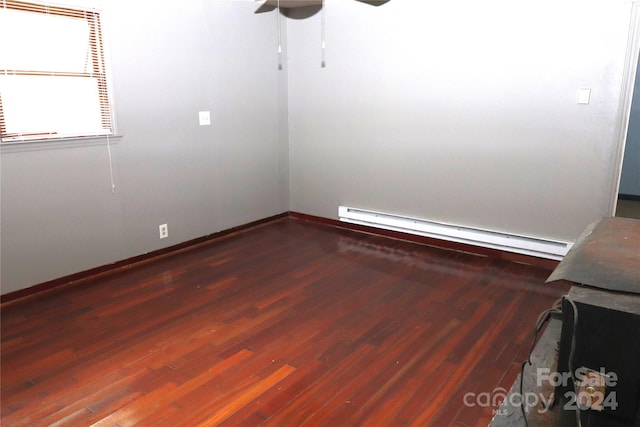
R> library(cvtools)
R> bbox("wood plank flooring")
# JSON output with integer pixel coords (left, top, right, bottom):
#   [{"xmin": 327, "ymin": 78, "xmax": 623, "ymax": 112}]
[{"xmin": 1, "ymin": 218, "xmax": 569, "ymax": 426}]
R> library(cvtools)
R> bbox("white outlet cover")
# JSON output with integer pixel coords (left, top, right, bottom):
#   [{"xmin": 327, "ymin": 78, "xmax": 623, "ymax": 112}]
[{"xmin": 199, "ymin": 111, "xmax": 211, "ymax": 126}]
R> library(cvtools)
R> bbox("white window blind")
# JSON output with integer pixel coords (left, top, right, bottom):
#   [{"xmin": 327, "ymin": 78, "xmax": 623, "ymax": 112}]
[{"xmin": 0, "ymin": 0, "xmax": 114, "ymax": 142}]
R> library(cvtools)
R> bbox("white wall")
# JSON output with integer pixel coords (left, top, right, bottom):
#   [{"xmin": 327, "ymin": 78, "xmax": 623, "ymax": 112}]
[
  {"xmin": 288, "ymin": 0, "xmax": 636, "ymax": 241},
  {"xmin": 0, "ymin": 0, "xmax": 289, "ymax": 294}
]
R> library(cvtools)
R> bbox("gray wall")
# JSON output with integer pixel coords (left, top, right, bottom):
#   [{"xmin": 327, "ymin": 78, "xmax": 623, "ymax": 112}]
[
  {"xmin": 0, "ymin": 0, "xmax": 289, "ymax": 294},
  {"xmin": 1, "ymin": 0, "xmax": 637, "ymax": 295},
  {"xmin": 288, "ymin": 0, "xmax": 636, "ymax": 242},
  {"xmin": 620, "ymin": 53, "xmax": 640, "ymax": 197}
]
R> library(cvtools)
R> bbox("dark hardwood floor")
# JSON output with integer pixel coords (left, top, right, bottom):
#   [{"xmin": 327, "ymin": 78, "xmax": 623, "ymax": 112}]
[{"xmin": 1, "ymin": 218, "xmax": 569, "ymax": 426}]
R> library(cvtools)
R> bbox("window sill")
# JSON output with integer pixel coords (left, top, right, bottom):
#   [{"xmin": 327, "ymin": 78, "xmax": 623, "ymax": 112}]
[{"xmin": 0, "ymin": 134, "xmax": 123, "ymax": 152}]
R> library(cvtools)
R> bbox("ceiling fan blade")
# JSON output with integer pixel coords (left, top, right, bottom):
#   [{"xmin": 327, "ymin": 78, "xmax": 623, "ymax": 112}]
[
  {"xmin": 255, "ymin": 0, "xmax": 389, "ymax": 13},
  {"xmin": 254, "ymin": 3, "xmax": 277, "ymax": 13},
  {"xmin": 258, "ymin": 0, "xmax": 323, "ymax": 8},
  {"xmin": 353, "ymin": 0, "xmax": 391, "ymax": 5}
]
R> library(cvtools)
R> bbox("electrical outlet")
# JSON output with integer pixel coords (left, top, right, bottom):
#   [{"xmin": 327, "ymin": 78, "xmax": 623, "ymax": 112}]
[{"xmin": 159, "ymin": 223, "xmax": 168, "ymax": 239}]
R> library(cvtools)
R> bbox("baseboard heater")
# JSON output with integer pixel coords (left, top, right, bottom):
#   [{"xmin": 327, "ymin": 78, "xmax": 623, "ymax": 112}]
[{"xmin": 338, "ymin": 206, "xmax": 572, "ymax": 260}]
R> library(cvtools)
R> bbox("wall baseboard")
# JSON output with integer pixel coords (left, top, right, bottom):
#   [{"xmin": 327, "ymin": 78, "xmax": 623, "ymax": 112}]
[
  {"xmin": 0, "ymin": 212, "xmax": 288, "ymax": 306},
  {"xmin": 2, "ymin": 210, "xmax": 559, "ymax": 306}
]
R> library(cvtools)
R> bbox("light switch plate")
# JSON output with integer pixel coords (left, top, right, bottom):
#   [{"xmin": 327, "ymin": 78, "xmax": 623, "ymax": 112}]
[
  {"xmin": 199, "ymin": 111, "xmax": 211, "ymax": 126},
  {"xmin": 578, "ymin": 89, "xmax": 591, "ymax": 105}
]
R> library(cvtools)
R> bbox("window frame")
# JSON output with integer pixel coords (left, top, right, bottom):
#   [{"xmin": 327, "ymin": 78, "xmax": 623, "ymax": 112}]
[{"xmin": 0, "ymin": 0, "xmax": 117, "ymax": 144}]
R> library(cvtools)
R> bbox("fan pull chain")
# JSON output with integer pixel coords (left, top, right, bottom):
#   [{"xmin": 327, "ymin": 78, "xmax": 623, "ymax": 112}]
[
  {"xmin": 277, "ymin": 0, "xmax": 283, "ymax": 70},
  {"xmin": 321, "ymin": 0, "xmax": 326, "ymax": 67}
]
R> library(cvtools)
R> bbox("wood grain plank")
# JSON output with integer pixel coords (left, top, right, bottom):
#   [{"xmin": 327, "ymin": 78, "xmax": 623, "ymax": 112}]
[
  {"xmin": 195, "ymin": 364, "xmax": 296, "ymax": 426},
  {"xmin": 0, "ymin": 218, "xmax": 568, "ymax": 426}
]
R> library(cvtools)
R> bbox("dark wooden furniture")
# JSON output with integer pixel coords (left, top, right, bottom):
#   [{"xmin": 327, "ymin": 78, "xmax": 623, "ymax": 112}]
[{"xmin": 548, "ymin": 217, "xmax": 640, "ymax": 427}]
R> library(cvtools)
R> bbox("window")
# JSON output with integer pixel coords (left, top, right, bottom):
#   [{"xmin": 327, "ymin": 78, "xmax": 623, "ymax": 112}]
[{"xmin": 0, "ymin": 0, "xmax": 114, "ymax": 142}]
